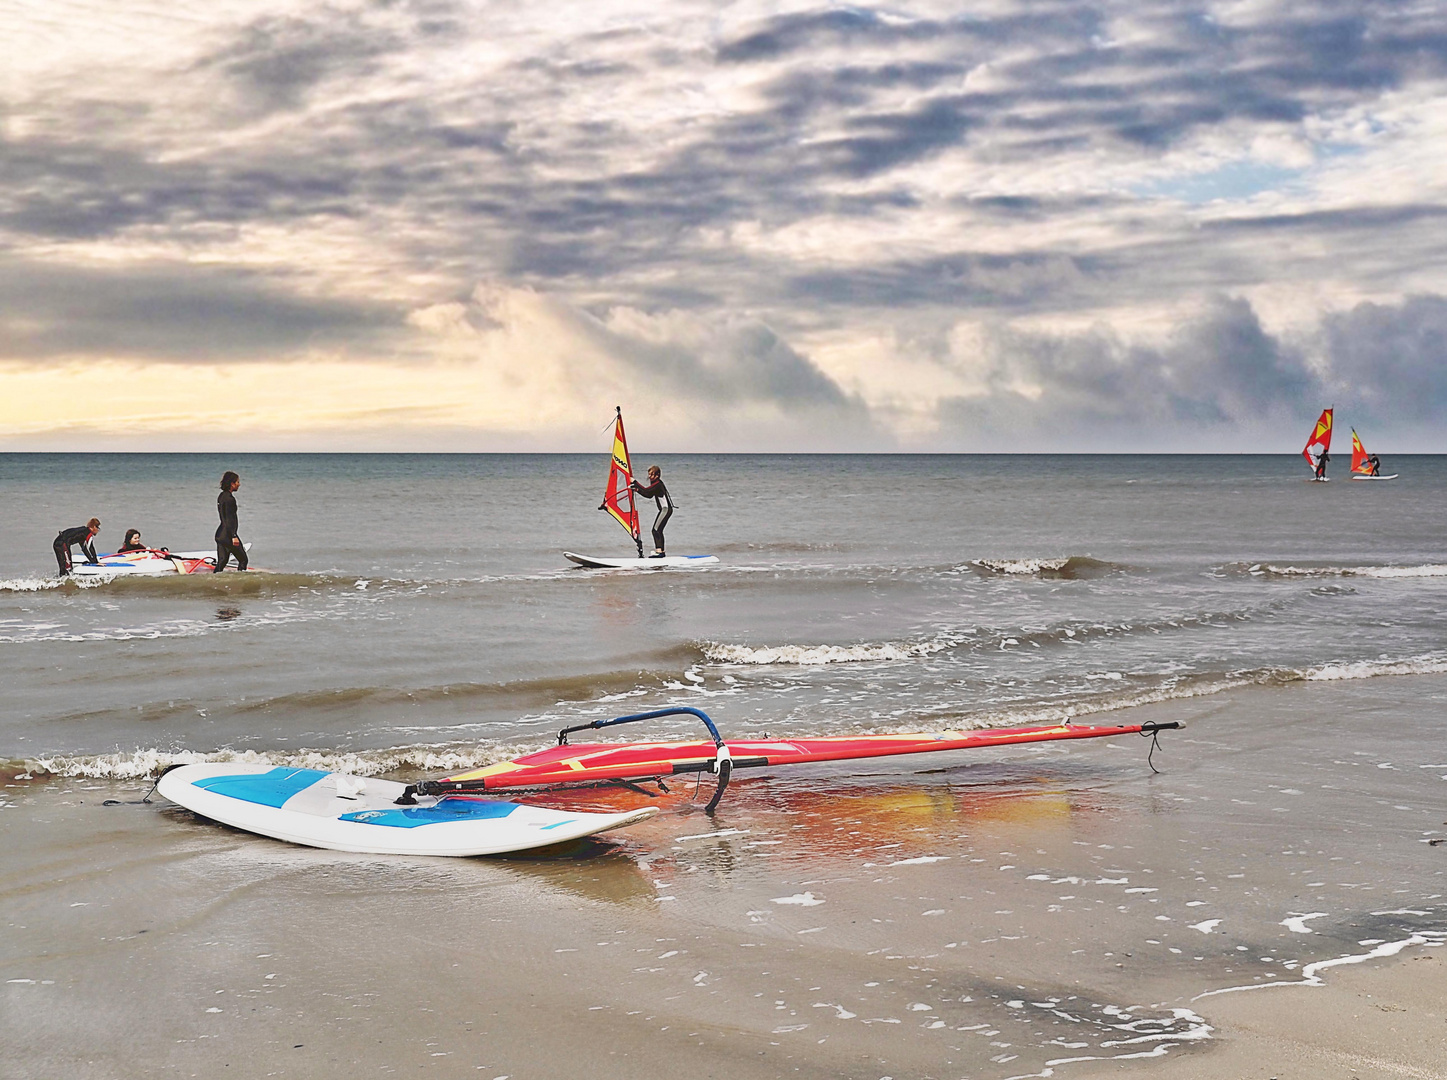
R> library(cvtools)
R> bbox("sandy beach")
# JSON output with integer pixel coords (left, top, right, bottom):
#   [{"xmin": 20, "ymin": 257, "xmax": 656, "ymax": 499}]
[{"xmin": 6, "ymin": 673, "xmax": 1445, "ymax": 1079}]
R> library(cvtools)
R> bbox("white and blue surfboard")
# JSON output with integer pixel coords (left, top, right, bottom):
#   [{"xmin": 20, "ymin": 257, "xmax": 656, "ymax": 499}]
[{"xmin": 158, "ymin": 762, "xmax": 656, "ymax": 856}]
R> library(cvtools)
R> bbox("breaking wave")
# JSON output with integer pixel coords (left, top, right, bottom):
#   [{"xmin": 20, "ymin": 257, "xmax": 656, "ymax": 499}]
[
  {"xmin": 965, "ymin": 556, "xmax": 1128, "ymax": 579},
  {"xmin": 697, "ymin": 636, "xmax": 963, "ymax": 665},
  {"xmin": 11, "ymin": 652, "xmax": 1447, "ymax": 782},
  {"xmin": 1226, "ymin": 562, "xmax": 1447, "ymax": 580}
]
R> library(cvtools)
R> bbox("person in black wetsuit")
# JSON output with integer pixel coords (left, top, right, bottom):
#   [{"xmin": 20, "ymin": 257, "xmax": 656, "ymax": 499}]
[
  {"xmin": 1314, "ymin": 450, "xmax": 1329, "ymax": 479},
  {"xmin": 54, "ymin": 518, "xmax": 101, "ymax": 575},
  {"xmin": 119, "ymin": 529, "xmax": 146, "ymax": 553},
  {"xmin": 215, "ymin": 471, "xmax": 248, "ymax": 571},
  {"xmin": 1367, "ymin": 453, "xmax": 1382, "ymax": 477},
  {"xmin": 631, "ymin": 465, "xmax": 672, "ymax": 557}
]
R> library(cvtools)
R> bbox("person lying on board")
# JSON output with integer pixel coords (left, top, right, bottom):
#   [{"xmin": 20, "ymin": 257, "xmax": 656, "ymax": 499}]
[
  {"xmin": 1314, "ymin": 450, "xmax": 1329, "ymax": 478},
  {"xmin": 215, "ymin": 471, "xmax": 248, "ymax": 571},
  {"xmin": 119, "ymin": 529, "xmax": 147, "ymax": 553},
  {"xmin": 53, "ymin": 518, "xmax": 101, "ymax": 576},
  {"xmin": 631, "ymin": 465, "xmax": 672, "ymax": 558}
]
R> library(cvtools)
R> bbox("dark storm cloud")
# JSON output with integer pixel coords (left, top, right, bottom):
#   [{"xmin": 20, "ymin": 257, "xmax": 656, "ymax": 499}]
[
  {"xmin": 1320, "ymin": 296, "xmax": 1447, "ymax": 424},
  {"xmin": 935, "ymin": 296, "xmax": 1323, "ymax": 447},
  {"xmin": 0, "ymin": 259, "xmax": 403, "ymax": 360}
]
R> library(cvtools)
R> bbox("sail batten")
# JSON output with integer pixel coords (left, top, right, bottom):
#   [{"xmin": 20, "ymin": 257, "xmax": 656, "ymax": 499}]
[{"xmin": 599, "ymin": 407, "xmax": 643, "ymax": 556}]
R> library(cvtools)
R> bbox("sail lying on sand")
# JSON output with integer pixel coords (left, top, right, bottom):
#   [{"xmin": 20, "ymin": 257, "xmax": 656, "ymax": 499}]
[
  {"xmin": 600, "ymin": 407, "xmax": 643, "ymax": 557},
  {"xmin": 1302, "ymin": 407, "xmax": 1333, "ymax": 470}
]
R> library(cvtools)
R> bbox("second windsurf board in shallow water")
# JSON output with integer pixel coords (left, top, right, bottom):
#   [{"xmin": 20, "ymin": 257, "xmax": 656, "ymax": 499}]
[
  {"xmin": 564, "ymin": 552, "xmax": 719, "ymax": 569},
  {"xmin": 157, "ymin": 762, "xmax": 657, "ymax": 855}
]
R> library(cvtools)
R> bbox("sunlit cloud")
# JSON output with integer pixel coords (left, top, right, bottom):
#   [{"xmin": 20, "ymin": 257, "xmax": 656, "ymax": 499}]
[{"xmin": 3, "ymin": 0, "xmax": 1446, "ymax": 449}]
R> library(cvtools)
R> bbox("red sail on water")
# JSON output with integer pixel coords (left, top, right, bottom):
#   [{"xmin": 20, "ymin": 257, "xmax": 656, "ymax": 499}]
[
  {"xmin": 1302, "ymin": 407, "xmax": 1332, "ymax": 468},
  {"xmin": 1350, "ymin": 429, "xmax": 1371, "ymax": 474},
  {"xmin": 600, "ymin": 407, "xmax": 642, "ymax": 555}
]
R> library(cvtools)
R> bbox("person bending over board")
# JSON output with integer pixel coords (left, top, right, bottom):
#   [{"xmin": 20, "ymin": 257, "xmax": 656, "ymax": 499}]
[
  {"xmin": 53, "ymin": 518, "xmax": 101, "ymax": 576},
  {"xmin": 215, "ymin": 471, "xmax": 248, "ymax": 571},
  {"xmin": 631, "ymin": 465, "xmax": 672, "ymax": 558},
  {"xmin": 1314, "ymin": 450, "xmax": 1329, "ymax": 479}
]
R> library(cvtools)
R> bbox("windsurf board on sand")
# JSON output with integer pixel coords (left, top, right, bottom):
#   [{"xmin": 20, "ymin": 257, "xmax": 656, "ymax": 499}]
[
  {"xmin": 158, "ymin": 762, "xmax": 657, "ymax": 856},
  {"xmin": 564, "ymin": 551, "xmax": 719, "ymax": 569}
]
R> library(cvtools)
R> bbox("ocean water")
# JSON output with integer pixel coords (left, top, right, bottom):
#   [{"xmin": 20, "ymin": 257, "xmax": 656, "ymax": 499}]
[{"xmin": 2, "ymin": 452, "xmax": 1444, "ymax": 776}]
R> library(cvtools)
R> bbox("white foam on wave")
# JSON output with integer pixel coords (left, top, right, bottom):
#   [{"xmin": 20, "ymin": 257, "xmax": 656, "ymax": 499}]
[
  {"xmin": 1250, "ymin": 563, "xmax": 1447, "ymax": 579},
  {"xmin": 973, "ymin": 558, "xmax": 1073, "ymax": 575},
  {"xmin": 14, "ymin": 742, "xmax": 534, "ymax": 781},
  {"xmin": 699, "ymin": 636, "xmax": 960, "ymax": 665},
  {"xmin": 0, "ymin": 576, "xmax": 109, "ymax": 592},
  {"xmin": 1307, "ymin": 655, "xmax": 1447, "ymax": 681}
]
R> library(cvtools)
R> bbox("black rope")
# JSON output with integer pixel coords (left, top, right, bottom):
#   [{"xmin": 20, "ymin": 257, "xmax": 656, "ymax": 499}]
[{"xmin": 1138, "ymin": 721, "xmax": 1180, "ymax": 773}]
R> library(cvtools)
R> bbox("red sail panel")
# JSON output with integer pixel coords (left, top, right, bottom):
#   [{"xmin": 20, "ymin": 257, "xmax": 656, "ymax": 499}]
[
  {"xmin": 1302, "ymin": 407, "xmax": 1332, "ymax": 467},
  {"xmin": 1350, "ymin": 429, "xmax": 1370, "ymax": 474},
  {"xmin": 600, "ymin": 408, "xmax": 641, "ymax": 547},
  {"xmin": 444, "ymin": 722, "xmax": 1155, "ymax": 790}
]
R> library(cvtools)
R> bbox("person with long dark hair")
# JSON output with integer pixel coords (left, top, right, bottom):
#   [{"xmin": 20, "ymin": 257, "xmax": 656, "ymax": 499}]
[
  {"xmin": 215, "ymin": 471, "xmax": 248, "ymax": 571},
  {"xmin": 118, "ymin": 528, "xmax": 147, "ymax": 553},
  {"xmin": 53, "ymin": 518, "xmax": 101, "ymax": 576}
]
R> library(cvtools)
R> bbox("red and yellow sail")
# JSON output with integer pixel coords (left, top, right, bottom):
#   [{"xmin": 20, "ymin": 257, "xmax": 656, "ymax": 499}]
[
  {"xmin": 1302, "ymin": 407, "xmax": 1332, "ymax": 467},
  {"xmin": 600, "ymin": 407, "xmax": 642, "ymax": 554},
  {"xmin": 1350, "ymin": 429, "xmax": 1371, "ymax": 474}
]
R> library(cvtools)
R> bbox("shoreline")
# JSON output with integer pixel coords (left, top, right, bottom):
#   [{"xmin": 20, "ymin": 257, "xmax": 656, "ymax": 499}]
[{"xmin": 4, "ymin": 674, "xmax": 1446, "ymax": 1078}]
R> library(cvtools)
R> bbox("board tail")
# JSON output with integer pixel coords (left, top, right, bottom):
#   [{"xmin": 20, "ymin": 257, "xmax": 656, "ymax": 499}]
[
  {"xmin": 1302, "ymin": 407, "xmax": 1332, "ymax": 468},
  {"xmin": 600, "ymin": 406, "xmax": 643, "ymax": 556},
  {"xmin": 1350, "ymin": 428, "xmax": 1371, "ymax": 474}
]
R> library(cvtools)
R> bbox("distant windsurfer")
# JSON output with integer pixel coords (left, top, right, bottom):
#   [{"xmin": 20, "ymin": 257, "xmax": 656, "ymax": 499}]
[
  {"xmin": 631, "ymin": 465, "xmax": 672, "ymax": 558},
  {"xmin": 1314, "ymin": 451, "xmax": 1329, "ymax": 479},
  {"xmin": 54, "ymin": 518, "xmax": 101, "ymax": 576},
  {"xmin": 216, "ymin": 471, "xmax": 248, "ymax": 571},
  {"xmin": 1367, "ymin": 453, "xmax": 1382, "ymax": 477}
]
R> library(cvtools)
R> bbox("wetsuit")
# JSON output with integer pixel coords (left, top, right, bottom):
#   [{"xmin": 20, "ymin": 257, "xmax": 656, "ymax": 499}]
[
  {"xmin": 216, "ymin": 489, "xmax": 248, "ymax": 571},
  {"xmin": 1368, "ymin": 455, "xmax": 1381, "ymax": 476},
  {"xmin": 54, "ymin": 526, "xmax": 98, "ymax": 575},
  {"xmin": 1314, "ymin": 451, "xmax": 1329, "ymax": 479},
  {"xmin": 631, "ymin": 477, "xmax": 672, "ymax": 554},
  {"xmin": 118, "ymin": 540, "xmax": 146, "ymax": 553}
]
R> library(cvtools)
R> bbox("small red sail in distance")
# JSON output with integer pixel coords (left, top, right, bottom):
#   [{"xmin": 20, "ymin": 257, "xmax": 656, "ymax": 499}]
[
  {"xmin": 600, "ymin": 406, "xmax": 642, "ymax": 555},
  {"xmin": 1302, "ymin": 407, "xmax": 1332, "ymax": 468},
  {"xmin": 1350, "ymin": 428, "xmax": 1371, "ymax": 474}
]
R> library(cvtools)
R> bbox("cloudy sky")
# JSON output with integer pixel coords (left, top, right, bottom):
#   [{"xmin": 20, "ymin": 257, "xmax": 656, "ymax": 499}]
[{"xmin": 3, "ymin": 0, "xmax": 1446, "ymax": 451}]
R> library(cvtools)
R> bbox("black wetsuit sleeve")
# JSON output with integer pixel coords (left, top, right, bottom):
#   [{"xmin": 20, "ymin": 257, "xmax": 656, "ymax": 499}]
[
  {"xmin": 56, "ymin": 526, "xmax": 89, "ymax": 546},
  {"xmin": 216, "ymin": 491, "xmax": 239, "ymax": 541},
  {"xmin": 81, "ymin": 537, "xmax": 98, "ymax": 563}
]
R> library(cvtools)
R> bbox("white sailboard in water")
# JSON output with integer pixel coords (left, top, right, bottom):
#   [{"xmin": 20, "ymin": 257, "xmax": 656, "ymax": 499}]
[
  {"xmin": 564, "ymin": 406, "xmax": 717, "ymax": 569},
  {"xmin": 1349, "ymin": 428, "xmax": 1398, "ymax": 481}
]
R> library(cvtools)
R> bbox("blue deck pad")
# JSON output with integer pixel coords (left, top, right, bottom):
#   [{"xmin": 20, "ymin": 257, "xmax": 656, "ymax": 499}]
[
  {"xmin": 192, "ymin": 767, "xmax": 329, "ymax": 808},
  {"xmin": 340, "ymin": 798, "xmax": 530, "ymax": 829}
]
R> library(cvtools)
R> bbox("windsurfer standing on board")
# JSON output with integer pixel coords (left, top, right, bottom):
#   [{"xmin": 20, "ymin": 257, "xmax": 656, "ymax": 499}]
[
  {"xmin": 631, "ymin": 465, "xmax": 672, "ymax": 558},
  {"xmin": 1368, "ymin": 453, "xmax": 1382, "ymax": 477},
  {"xmin": 1314, "ymin": 450, "xmax": 1330, "ymax": 479},
  {"xmin": 215, "ymin": 471, "xmax": 248, "ymax": 571}
]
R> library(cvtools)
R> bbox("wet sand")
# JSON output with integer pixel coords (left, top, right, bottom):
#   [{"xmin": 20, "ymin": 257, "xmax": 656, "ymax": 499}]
[{"xmin": 4, "ymin": 675, "xmax": 1446, "ymax": 1079}]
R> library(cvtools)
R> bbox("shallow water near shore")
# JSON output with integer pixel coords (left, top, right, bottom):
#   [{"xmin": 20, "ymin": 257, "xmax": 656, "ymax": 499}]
[{"xmin": 3, "ymin": 453, "xmax": 1447, "ymax": 1077}]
